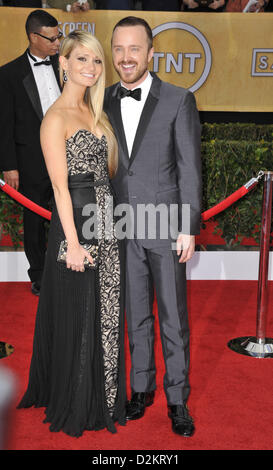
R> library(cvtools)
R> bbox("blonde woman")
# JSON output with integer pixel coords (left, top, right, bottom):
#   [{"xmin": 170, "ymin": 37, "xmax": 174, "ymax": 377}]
[{"xmin": 18, "ymin": 31, "xmax": 126, "ymax": 437}]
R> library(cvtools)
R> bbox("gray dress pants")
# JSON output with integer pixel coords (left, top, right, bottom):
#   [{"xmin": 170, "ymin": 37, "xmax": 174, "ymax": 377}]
[{"xmin": 125, "ymin": 238, "xmax": 190, "ymax": 405}]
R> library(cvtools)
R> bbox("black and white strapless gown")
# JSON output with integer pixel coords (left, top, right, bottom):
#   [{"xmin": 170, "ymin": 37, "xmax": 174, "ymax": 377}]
[{"xmin": 18, "ymin": 130, "xmax": 126, "ymax": 437}]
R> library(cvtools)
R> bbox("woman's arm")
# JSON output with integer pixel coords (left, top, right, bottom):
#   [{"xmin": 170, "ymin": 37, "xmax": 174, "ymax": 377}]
[{"xmin": 40, "ymin": 111, "xmax": 93, "ymax": 271}]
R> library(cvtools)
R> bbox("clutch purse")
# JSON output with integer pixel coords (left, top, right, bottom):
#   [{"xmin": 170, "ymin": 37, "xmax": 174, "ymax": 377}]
[{"xmin": 57, "ymin": 240, "xmax": 100, "ymax": 270}]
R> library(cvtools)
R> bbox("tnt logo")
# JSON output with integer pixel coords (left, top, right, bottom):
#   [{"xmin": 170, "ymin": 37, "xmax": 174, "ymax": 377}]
[
  {"xmin": 151, "ymin": 22, "xmax": 212, "ymax": 93},
  {"xmin": 251, "ymin": 49, "xmax": 273, "ymax": 76}
]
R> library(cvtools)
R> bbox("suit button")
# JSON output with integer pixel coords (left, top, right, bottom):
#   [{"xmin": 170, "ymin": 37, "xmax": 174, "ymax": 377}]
[{"xmin": 128, "ymin": 170, "xmax": 134, "ymax": 176}]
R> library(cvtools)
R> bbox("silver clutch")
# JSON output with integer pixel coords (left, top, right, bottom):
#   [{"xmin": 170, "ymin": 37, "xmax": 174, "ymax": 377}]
[{"xmin": 57, "ymin": 240, "xmax": 99, "ymax": 269}]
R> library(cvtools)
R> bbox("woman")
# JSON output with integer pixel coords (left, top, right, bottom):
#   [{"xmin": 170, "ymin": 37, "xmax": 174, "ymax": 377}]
[{"xmin": 18, "ymin": 31, "xmax": 126, "ymax": 437}]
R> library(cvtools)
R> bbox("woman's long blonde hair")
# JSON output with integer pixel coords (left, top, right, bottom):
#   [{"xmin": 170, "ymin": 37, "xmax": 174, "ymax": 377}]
[{"xmin": 59, "ymin": 31, "xmax": 117, "ymax": 178}]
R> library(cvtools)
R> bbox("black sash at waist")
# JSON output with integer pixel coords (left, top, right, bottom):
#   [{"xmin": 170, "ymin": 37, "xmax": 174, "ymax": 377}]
[
  {"xmin": 68, "ymin": 172, "xmax": 110, "ymax": 188},
  {"xmin": 68, "ymin": 173, "xmax": 110, "ymax": 207}
]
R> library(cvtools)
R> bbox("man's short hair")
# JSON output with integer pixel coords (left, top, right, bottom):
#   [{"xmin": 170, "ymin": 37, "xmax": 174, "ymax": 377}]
[
  {"xmin": 25, "ymin": 9, "xmax": 58, "ymax": 38},
  {"xmin": 112, "ymin": 16, "xmax": 153, "ymax": 50}
]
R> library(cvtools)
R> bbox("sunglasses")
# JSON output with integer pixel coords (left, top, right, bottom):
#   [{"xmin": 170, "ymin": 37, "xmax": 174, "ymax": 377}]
[{"xmin": 34, "ymin": 31, "xmax": 63, "ymax": 43}]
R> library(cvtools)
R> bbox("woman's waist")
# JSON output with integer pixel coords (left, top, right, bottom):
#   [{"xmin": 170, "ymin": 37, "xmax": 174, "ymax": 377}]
[
  {"xmin": 67, "ymin": 173, "xmax": 111, "ymax": 207},
  {"xmin": 68, "ymin": 172, "xmax": 110, "ymax": 188}
]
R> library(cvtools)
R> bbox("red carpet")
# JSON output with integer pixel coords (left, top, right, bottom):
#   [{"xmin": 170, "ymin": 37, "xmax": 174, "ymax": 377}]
[{"xmin": 1, "ymin": 280, "xmax": 273, "ymax": 450}]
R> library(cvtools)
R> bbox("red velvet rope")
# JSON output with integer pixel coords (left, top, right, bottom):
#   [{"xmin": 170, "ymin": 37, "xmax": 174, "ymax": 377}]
[
  {"xmin": 0, "ymin": 177, "xmax": 259, "ymax": 223},
  {"xmin": 0, "ymin": 179, "xmax": 51, "ymax": 220},
  {"xmin": 202, "ymin": 186, "xmax": 248, "ymax": 221}
]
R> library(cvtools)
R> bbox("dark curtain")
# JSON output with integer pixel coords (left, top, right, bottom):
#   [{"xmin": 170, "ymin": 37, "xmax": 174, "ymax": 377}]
[{"xmin": 2, "ymin": 1, "xmax": 42, "ymax": 6}]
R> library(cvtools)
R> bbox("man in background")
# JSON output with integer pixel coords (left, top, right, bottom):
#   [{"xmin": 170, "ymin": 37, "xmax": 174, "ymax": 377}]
[{"xmin": 0, "ymin": 9, "xmax": 61, "ymax": 295}]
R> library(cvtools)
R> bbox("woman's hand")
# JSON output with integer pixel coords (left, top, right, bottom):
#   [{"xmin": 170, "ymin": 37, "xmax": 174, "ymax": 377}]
[{"xmin": 66, "ymin": 243, "xmax": 94, "ymax": 272}]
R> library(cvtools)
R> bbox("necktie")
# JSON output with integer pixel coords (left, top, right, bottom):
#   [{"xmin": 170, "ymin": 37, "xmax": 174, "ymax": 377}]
[
  {"xmin": 34, "ymin": 60, "xmax": 52, "ymax": 67},
  {"xmin": 117, "ymin": 86, "xmax": 142, "ymax": 101},
  {"xmin": 27, "ymin": 49, "xmax": 52, "ymax": 67}
]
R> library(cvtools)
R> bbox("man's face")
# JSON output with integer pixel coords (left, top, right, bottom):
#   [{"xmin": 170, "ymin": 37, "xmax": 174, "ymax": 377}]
[
  {"xmin": 112, "ymin": 25, "xmax": 154, "ymax": 89},
  {"xmin": 29, "ymin": 26, "xmax": 61, "ymax": 58}
]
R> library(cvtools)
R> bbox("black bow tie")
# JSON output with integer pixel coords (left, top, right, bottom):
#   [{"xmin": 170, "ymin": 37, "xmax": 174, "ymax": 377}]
[
  {"xmin": 117, "ymin": 86, "xmax": 142, "ymax": 101},
  {"xmin": 34, "ymin": 59, "xmax": 52, "ymax": 67},
  {"xmin": 27, "ymin": 49, "xmax": 52, "ymax": 67}
]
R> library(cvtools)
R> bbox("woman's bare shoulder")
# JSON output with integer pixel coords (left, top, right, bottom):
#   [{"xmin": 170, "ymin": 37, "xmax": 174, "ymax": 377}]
[{"xmin": 41, "ymin": 101, "xmax": 67, "ymax": 135}]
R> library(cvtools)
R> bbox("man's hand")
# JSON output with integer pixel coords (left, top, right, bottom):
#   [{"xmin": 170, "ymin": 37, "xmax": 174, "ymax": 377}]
[
  {"xmin": 176, "ymin": 234, "xmax": 195, "ymax": 263},
  {"xmin": 71, "ymin": 2, "xmax": 82, "ymax": 12},
  {"xmin": 182, "ymin": 0, "xmax": 199, "ymax": 8},
  {"xmin": 209, "ymin": 0, "xmax": 225, "ymax": 9},
  {"xmin": 249, "ymin": 0, "xmax": 266, "ymax": 11},
  {"xmin": 3, "ymin": 170, "xmax": 19, "ymax": 190},
  {"xmin": 80, "ymin": 0, "xmax": 90, "ymax": 10},
  {"xmin": 71, "ymin": 0, "xmax": 90, "ymax": 11}
]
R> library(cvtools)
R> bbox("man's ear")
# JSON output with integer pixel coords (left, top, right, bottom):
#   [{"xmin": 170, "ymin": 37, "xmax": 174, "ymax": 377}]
[
  {"xmin": 148, "ymin": 46, "xmax": 154, "ymax": 64},
  {"xmin": 29, "ymin": 32, "xmax": 37, "ymax": 46}
]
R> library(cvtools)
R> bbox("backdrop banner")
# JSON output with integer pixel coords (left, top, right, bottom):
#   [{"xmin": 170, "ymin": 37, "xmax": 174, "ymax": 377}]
[{"xmin": 0, "ymin": 7, "xmax": 272, "ymax": 111}]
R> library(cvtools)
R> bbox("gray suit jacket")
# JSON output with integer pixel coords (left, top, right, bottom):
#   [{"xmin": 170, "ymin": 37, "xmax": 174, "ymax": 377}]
[{"xmin": 104, "ymin": 73, "xmax": 202, "ymax": 247}]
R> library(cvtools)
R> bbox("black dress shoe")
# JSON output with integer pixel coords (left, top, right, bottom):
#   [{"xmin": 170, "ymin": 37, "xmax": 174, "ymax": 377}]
[
  {"xmin": 126, "ymin": 391, "xmax": 155, "ymax": 421},
  {"xmin": 31, "ymin": 282, "xmax": 40, "ymax": 296},
  {"xmin": 168, "ymin": 404, "xmax": 195, "ymax": 437}
]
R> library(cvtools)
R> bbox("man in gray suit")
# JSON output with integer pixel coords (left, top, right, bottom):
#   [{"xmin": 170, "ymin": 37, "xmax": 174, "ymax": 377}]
[{"xmin": 104, "ymin": 16, "xmax": 202, "ymax": 437}]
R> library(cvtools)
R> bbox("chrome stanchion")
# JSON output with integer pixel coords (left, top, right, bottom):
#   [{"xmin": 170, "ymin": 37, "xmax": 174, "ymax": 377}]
[{"xmin": 228, "ymin": 171, "xmax": 273, "ymax": 358}]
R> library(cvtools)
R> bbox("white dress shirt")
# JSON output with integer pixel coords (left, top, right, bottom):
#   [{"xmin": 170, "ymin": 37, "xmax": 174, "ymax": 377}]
[
  {"xmin": 120, "ymin": 72, "xmax": 153, "ymax": 157},
  {"xmin": 27, "ymin": 52, "xmax": 61, "ymax": 116}
]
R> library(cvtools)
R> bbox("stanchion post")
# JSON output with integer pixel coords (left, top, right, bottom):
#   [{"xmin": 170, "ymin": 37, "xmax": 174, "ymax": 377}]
[
  {"xmin": 228, "ymin": 171, "xmax": 273, "ymax": 358},
  {"xmin": 256, "ymin": 172, "xmax": 273, "ymax": 343}
]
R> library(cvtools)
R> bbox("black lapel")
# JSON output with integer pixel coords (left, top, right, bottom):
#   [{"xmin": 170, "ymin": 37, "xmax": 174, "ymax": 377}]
[
  {"xmin": 21, "ymin": 51, "xmax": 43, "ymax": 122},
  {"xmin": 108, "ymin": 84, "xmax": 130, "ymax": 169},
  {"xmin": 129, "ymin": 73, "xmax": 161, "ymax": 168}
]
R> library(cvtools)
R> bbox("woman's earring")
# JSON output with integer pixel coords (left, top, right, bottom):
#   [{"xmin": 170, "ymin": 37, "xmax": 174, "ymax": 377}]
[{"xmin": 63, "ymin": 70, "xmax": 68, "ymax": 83}]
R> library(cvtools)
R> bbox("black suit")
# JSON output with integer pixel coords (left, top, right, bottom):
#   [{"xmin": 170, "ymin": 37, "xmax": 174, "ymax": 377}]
[{"xmin": 0, "ymin": 50, "xmax": 60, "ymax": 284}]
